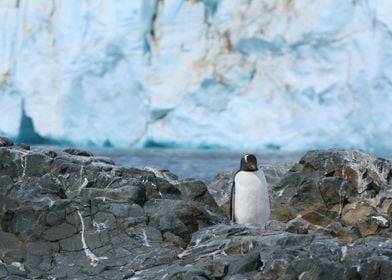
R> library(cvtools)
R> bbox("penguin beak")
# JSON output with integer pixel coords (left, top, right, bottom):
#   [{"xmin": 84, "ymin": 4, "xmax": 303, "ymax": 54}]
[{"xmin": 248, "ymin": 163, "xmax": 257, "ymax": 171}]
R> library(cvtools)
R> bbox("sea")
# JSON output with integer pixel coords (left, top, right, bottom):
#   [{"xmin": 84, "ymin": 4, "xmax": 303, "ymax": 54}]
[
  {"xmin": 38, "ymin": 146, "xmax": 389, "ymax": 182},
  {"xmin": 78, "ymin": 148, "xmax": 303, "ymax": 182}
]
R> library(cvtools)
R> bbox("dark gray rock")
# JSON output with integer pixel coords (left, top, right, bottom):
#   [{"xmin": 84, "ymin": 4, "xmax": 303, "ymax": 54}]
[
  {"xmin": 219, "ymin": 251, "xmax": 262, "ymax": 275},
  {"xmin": 59, "ymin": 234, "xmax": 84, "ymax": 251},
  {"xmin": 109, "ymin": 202, "xmax": 132, "ymax": 217},
  {"xmin": 2, "ymin": 144, "xmax": 392, "ymax": 279},
  {"xmin": 207, "ymin": 170, "xmax": 233, "ymax": 216},
  {"xmin": 63, "ymin": 148, "xmax": 94, "ymax": 157},
  {"xmin": 0, "ymin": 148, "xmax": 18, "ymax": 177},
  {"xmin": 25, "ymin": 241, "xmax": 55, "ymax": 273},
  {"xmin": 135, "ymin": 224, "xmax": 392, "ymax": 279},
  {"xmin": 39, "ymin": 173, "xmax": 66, "ymax": 198},
  {"xmin": 0, "ymin": 175, "xmax": 13, "ymax": 196},
  {"xmin": 176, "ymin": 179, "xmax": 221, "ymax": 211},
  {"xmin": 144, "ymin": 175, "xmax": 181, "ymax": 200},
  {"xmin": 42, "ymin": 223, "xmax": 78, "ymax": 241},
  {"xmin": 145, "ymin": 199, "xmax": 197, "ymax": 243},
  {"xmin": 23, "ymin": 152, "xmax": 53, "ymax": 177},
  {"xmin": 0, "ymin": 264, "xmax": 7, "ymax": 278},
  {"xmin": 26, "ymin": 241, "xmax": 53, "ymax": 256},
  {"xmin": 0, "ymin": 136, "xmax": 13, "ymax": 147},
  {"xmin": 0, "ymin": 231, "xmax": 24, "ymax": 261},
  {"xmin": 8, "ymin": 206, "xmax": 37, "ymax": 235},
  {"xmin": 163, "ymin": 231, "xmax": 186, "ymax": 250},
  {"xmin": 85, "ymin": 230, "xmax": 110, "ymax": 250},
  {"xmin": 51, "ymin": 155, "xmax": 83, "ymax": 175},
  {"xmin": 44, "ymin": 200, "xmax": 71, "ymax": 226},
  {"xmin": 80, "ymin": 184, "xmax": 146, "ymax": 205}
]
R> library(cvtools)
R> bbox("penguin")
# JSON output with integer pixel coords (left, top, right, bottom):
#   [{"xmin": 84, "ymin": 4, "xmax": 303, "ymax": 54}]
[{"xmin": 230, "ymin": 154, "xmax": 270, "ymax": 227}]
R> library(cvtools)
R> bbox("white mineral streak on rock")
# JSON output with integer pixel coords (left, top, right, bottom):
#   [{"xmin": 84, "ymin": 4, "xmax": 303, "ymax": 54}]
[
  {"xmin": 340, "ymin": 245, "xmax": 348, "ymax": 261},
  {"xmin": 372, "ymin": 215, "xmax": 389, "ymax": 227},
  {"xmin": 76, "ymin": 208, "xmax": 108, "ymax": 267},
  {"xmin": 11, "ymin": 262, "xmax": 25, "ymax": 271},
  {"xmin": 142, "ymin": 229, "xmax": 152, "ymax": 247},
  {"xmin": 93, "ymin": 221, "xmax": 107, "ymax": 233},
  {"xmin": 298, "ymin": 271, "xmax": 307, "ymax": 280}
]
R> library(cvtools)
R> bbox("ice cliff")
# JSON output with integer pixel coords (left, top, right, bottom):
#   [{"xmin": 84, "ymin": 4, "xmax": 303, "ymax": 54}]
[{"xmin": 1, "ymin": 0, "xmax": 392, "ymax": 151}]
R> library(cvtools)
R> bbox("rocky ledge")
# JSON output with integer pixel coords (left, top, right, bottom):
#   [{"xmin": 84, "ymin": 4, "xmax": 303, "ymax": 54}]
[{"xmin": 0, "ymin": 136, "xmax": 391, "ymax": 279}]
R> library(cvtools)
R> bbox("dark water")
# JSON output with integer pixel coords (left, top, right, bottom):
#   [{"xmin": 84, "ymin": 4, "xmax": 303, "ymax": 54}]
[{"xmin": 89, "ymin": 148, "xmax": 303, "ymax": 181}]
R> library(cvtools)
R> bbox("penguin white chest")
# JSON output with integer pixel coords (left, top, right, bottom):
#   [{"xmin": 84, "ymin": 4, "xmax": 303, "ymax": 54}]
[{"xmin": 234, "ymin": 170, "xmax": 270, "ymax": 227}]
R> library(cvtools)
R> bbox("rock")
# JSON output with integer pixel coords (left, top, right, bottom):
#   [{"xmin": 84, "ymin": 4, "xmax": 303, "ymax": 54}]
[
  {"xmin": 225, "ymin": 251, "xmax": 263, "ymax": 275},
  {"xmin": 26, "ymin": 241, "xmax": 53, "ymax": 256},
  {"xmin": 356, "ymin": 218, "xmax": 380, "ymax": 237},
  {"xmin": 44, "ymin": 200, "xmax": 71, "ymax": 226},
  {"xmin": 144, "ymin": 199, "xmax": 198, "ymax": 244},
  {"xmin": 207, "ymin": 171, "xmax": 233, "ymax": 216},
  {"xmin": 42, "ymin": 223, "xmax": 78, "ymax": 241},
  {"xmin": 39, "ymin": 173, "xmax": 66, "ymax": 198},
  {"xmin": 0, "ymin": 231, "xmax": 25, "ymax": 261},
  {"xmin": 80, "ymin": 184, "xmax": 146, "ymax": 205},
  {"xmin": 176, "ymin": 179, "xmax": 212, "ymax": 202},
  {"xmin": 59, "ymin": 234, "xmax": 84, "ymax": 252},
  {"xmin": 8, "ymin": 206, "xmax": 38, "ymax": 236},
  {"xmin": 25, "ymin": 241, "xmax": 56, "ymax": 273},
  {"xmin": 271, "ymin": 149, "xmax": 392, "ymax": 240},
  {"xmin": 63, "ymin": 148, "xmax": 94, "ymax": 157},
  {"xmin": 0, "ymin": 175, "xmax": 14, "ymax": 196},
  {"xmin": 0, "ymin": 148, "xmax": 18, "ymax": 177},
  {"xmin": 133, "ymin": 223, "xmax": 392, "ymax": 279},
  {"xmin": 341, "ymin": 202, "xmax": 377, "ymax": 224},
  {"xmin": 0, "ymin": 136, "xmax": 13, "ymax": 147},
  {"xmin": 143, "ymin": 175, "xmax": 181, "ymax": 200},
  {"xmin": 163, "ymin": 231, "xmax": 186, "ymax": 250},
  {"xmin": 23, "ymin": 152, "xmax": 53, "ymax": 177},
  {"xmin": 2, "ymin": 144, "xmax": 392, "ymax": 279}
]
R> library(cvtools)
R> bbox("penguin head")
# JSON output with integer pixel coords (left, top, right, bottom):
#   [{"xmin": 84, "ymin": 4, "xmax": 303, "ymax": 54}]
[{"xmin": 240, "ymin": 154, "xmax": 258, "ymax": 171}]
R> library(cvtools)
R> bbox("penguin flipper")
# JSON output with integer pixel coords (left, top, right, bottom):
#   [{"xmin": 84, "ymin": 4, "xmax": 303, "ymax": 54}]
[{"xmin": 230, "ymin": 180, "xmax": 236, "ymax": 222}]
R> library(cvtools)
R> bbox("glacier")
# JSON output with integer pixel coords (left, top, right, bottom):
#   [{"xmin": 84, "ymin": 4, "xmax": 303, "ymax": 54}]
[{"xmin": 0, "ymin": 0, "xmax": 392, "ymax": 152}]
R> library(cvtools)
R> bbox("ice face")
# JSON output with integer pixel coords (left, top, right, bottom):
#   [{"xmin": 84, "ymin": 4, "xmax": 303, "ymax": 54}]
[{"xmin": 1, "ymin": 0, "xmax": 391, "ymax": 151}]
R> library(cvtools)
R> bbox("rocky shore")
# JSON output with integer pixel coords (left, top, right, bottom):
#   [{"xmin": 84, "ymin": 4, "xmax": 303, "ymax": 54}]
[{"xmin": 0, "ymin": 136, "xmax": 391, "ymax": 279}]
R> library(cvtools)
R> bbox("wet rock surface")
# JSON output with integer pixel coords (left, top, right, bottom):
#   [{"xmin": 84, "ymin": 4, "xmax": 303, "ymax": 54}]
[{"xmin": 0, "ymin": 138, "xmax": 391, "ymax": 279}]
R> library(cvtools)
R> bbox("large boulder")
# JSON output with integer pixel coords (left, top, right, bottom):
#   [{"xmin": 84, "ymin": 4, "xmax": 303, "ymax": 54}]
[{"xmin": 272, "ymin": 149, "xmax": 392, "ymax": 241}]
